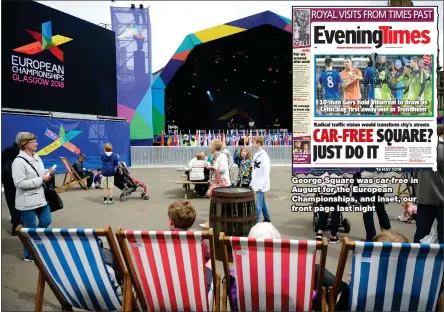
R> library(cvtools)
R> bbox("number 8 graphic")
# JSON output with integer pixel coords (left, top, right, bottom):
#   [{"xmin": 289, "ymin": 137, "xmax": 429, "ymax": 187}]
[{"xmin": 327, "ymin": 76, "xmax": 334, "ymax": 88}]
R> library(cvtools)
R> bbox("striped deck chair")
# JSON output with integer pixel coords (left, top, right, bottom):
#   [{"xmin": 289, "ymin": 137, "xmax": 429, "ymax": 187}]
[
  {"xmin": 16, "ymin": 225, "xmax": 132, "ymax": 312},
  {"xmin": 219, "ymin": 233, "xmax": 328, "ymax": 312},
  {"xmin": 331, "ymin": 238, "xmax": 444, "ymax": 312},
  {"xmin": 116, "ymin": 228, "xmax": 221, "ymax": 312}
]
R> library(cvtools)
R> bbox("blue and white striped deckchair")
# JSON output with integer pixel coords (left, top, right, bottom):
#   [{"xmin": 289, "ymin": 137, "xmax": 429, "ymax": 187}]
[
  {"xmin": 17, "ymin": 226, "xmax": 132, "ymax": 312},
  {"xmin": 331, "ymin": 238, "xmax": 444, "ymax": 312}
]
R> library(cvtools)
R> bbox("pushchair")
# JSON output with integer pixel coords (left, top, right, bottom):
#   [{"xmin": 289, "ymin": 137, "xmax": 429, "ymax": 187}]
[
  {"xmin": 114, "ymin": 162, "xmax": 149, "ymax": 201},
  {"xmin": 312, "ymin": 192, "xmax": 351, "ymax": 233},
  {"xmin": 312, "ymin": 210, "xmax": 351, "ymax": 233}
]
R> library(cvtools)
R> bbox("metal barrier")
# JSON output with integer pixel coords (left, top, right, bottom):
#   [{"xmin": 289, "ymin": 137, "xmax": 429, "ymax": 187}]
[{"xmin": 131, "ymin": 146, "xmax": 292, "ymax": 167}]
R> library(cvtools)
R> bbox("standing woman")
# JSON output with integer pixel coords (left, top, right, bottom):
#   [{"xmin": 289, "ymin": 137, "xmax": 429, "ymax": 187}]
[
  {"xmin": 12, "ymin": 132, "xmax": 55, "ymax": 262},
  {"xmin": 200, "ymin": 139, "xmax": 230, "ymax": 228}
]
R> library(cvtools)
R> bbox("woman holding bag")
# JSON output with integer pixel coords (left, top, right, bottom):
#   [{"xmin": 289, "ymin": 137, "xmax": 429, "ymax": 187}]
[
  {"xmin": 12, "ymin": 132, "xmax": 55, "ymax": 262},
  {"xmin": 200, "ymin": 139, "xmax": 230, "ymax": 228}
]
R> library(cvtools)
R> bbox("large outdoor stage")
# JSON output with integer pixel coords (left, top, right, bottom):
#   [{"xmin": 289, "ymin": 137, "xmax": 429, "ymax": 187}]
[{"xmin": 151, "ymin": 11, "xmax": 293, "ymax": 141}]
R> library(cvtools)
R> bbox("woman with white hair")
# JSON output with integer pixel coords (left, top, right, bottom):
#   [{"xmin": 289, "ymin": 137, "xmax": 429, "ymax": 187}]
[
  {"xmin": 12, "ymin": 132, "xmax": 55, "ymax": 262},
  {"xmin": 221, "ymin": 222, "xmax": 282, "ymax": 311},
  {"xmin": 248, "ymin": 222, "xmax": 281, "ymax": 239}
]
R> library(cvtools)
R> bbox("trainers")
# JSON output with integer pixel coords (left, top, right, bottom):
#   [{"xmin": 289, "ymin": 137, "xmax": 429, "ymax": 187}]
[
  {"xmin": 24, "ymin": 255, "xmax": 33, "ymax": 262},
  {"xmin": 108, "ymin": 200, "xmax": 116, "ymax": 205},
  {"xmin": 103, "ymin": 200, "xmax": 109, "ymax": 205},
  {"xmin": 315, "ymin": 233, "xmax": 323, "ymax": 241},
  {"xmin": 263, "ymin": 219, "xmax": 271, "ymax": 223},
  {"xmin": 329, "ymin": 236, "xmax": 340, "ymax": 244}
]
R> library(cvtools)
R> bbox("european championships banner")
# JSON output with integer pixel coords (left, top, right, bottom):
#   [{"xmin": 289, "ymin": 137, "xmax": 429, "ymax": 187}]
[
  {"xmin": 1, "ymin": 114, "xmax": 131, "ymax": 173},
  {"xmin": 291, "ymin": 6, "xmax": 439, "ymax": 214}
]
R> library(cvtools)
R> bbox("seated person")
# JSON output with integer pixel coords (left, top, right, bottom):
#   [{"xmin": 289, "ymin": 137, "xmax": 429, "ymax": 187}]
[
  {"xmin": 94, "ymin": 168, "xmax": 102, "ymax": 189},
  {"xmin": 167, "ymin": 200, "xmax": 213, "ymax": 286},
  {"xmin": 187, "ymin": 152, "xmax": 209, "ymax": 196},
  {"xmin": 72, "ymin": 153, "xmax": 94, "ymax": 188},
  {"xmin": 314, "ymin": 230, "xmax": 409, "ymax": 311},
  {"xmin": 397, "ymin": 202, "xmax": 417, "ymax": 223},
  {"xmin": 215, "ymin": 222, "xmax": 282, "ymax": 311}
]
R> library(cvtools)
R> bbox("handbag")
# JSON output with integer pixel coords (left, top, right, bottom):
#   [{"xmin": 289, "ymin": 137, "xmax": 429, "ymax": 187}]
[{"xmin": 18, "ymin": 157, "xmax": 64, "ymax": 212}]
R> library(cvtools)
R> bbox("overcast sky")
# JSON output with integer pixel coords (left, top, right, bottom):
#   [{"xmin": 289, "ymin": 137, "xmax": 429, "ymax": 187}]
[{"xmin": 39, "ymin": 1, "xmax": 443, "ymax": 72}]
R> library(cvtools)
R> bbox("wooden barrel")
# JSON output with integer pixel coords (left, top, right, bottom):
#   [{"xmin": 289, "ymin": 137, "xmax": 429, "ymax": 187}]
[{"xmin": 209, "ymin": 187, "xmax": 256, "ymax": 262}]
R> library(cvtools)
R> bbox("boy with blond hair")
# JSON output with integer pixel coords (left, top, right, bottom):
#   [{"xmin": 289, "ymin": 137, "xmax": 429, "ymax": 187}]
[
  {"xmin": 250, "ymin": 136, "xmax": 271, "ymax": 223},
  {"xmin": 101, "ymin": 143, "xmax": 119, "ymax": 204}
]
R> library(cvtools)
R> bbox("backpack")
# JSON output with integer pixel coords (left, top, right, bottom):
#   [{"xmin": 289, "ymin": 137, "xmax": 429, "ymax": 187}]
[{"xmin": 101, "ymin": 154, "xmax": 117, "ymax": 176}]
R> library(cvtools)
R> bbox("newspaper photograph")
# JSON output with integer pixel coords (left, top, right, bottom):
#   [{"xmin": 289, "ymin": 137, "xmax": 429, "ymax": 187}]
[{"xmin": 292, "ymin": 6, "xmax": 439, "ymax": 175}]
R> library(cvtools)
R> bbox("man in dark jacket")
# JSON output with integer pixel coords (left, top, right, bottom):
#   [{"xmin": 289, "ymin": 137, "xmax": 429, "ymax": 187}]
[
  {"xmin": 1, "ymin": 133, "xmax": 23, "ymax": 235},
  {"xmin": 72, "ymin": 154, "xmax": 94, "ymax": 188}
]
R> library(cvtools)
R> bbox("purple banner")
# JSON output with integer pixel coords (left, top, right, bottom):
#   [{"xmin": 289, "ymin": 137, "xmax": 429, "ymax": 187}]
[
  {"xmin": 111, "ymin": 6, "xmax": 153, "ymax": 144},
  {"xmin": 307, "ymin": 8, "xmax": 434, "ymax": 22}
]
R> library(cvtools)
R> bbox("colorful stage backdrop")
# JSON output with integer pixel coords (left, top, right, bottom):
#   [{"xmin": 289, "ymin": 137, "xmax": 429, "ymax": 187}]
[
  {"xmin": 152, "ymin": 11, "xmax": 291, "ymax": 136},
  {"xmin": 2, "ymin": 1, "xmax": 117, "ymax": 117},
  {"xmin": 111, "ymin": 7, "xmax": 153, "ymax": 145},
  {"xmin": 1, "ymin": 114, "xmax": 130, "ymax": 174}
]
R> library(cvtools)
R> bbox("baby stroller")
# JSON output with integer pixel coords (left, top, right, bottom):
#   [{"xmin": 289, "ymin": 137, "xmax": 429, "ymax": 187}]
[
  {"xmin": 313, "ymin": 211, "xmax": 351, "ymax": 233},
  {"xmin": 312, "ymin": 192, "xmax": 351, "ymax": 233},
  {"xmin": 114, "ymin": 162, "xmax": 149, "ymax": 201}
]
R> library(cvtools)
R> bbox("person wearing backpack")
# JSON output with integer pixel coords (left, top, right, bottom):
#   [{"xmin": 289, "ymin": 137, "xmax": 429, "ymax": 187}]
[
  {"xmin": 100, "ymin": 143, "xmax": 119, "ymax": 205},
  {"xmin": 1, "ymin": 132, "xmax": 23, "ymax": 235}
]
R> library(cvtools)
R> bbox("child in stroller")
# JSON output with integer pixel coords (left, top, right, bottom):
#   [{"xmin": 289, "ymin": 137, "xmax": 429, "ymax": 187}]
[{"xmin": 114, "ymin": 162, "xmax": 149, "ymax": 201}]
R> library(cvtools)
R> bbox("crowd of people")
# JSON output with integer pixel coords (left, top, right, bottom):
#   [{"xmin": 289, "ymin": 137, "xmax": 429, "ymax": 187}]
[
  {"xmin": 317, "ymin": 55, "xmax": 433, "ymax": 116},
  {"xmin": 186, "ymin": 136, "xmax": 272, "ymax": 227}
]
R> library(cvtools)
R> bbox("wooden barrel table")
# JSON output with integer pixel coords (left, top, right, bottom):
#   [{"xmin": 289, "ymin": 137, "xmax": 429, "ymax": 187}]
[{"xmin": 209, "ymin": 187, "xmax": 256, "ymax": 262}]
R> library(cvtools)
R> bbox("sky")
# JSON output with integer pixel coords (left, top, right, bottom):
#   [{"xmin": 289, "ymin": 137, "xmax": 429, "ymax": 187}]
[{"xmin": 39, "ymin": 1, "xmax": 443, "ymax": 72}]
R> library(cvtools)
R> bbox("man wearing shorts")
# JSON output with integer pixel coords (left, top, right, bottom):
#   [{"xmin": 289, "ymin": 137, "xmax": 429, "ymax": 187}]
[{"xmin": 340, "ymin": 56, "xmax": 363, "ymax": 115}]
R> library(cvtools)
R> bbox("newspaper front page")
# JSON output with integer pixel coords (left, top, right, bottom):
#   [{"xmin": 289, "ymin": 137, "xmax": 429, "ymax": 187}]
[{"xmin": 292, "ymin": 6, "xmax": 439, "ymax": 176}]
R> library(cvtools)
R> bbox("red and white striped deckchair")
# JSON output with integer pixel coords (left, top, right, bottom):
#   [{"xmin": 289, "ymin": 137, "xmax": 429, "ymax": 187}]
[
  {"xmin": 219, "ymin": 233, "xmax": 328, "ymax": 312},
  {"xmin": 117, "ymin": 228, "xmax": 221, "ymax": 312}
]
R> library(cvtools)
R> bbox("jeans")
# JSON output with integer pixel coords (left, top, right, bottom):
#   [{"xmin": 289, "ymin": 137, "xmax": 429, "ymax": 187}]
[
  {"xmin": 255, "ymin": 191, "xmax": 270, "ymax": 223},
  {"xmin": 356, "ymin": 192, "xmax": 391, "ymax": 241},
  {"xmin": 80, "ymin": 171, "xmax": 94, "ymax": 187},
  {"xmin": 414, "ymin": 204, "xmax": 444, "ymax": 243},
  {"xmin": 3, "ymin": 185, "xmax": 21, "ymax": 231},
  {"xmin": 21, "ymin": 205, "xmax": 52, "ymax": 258}
]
